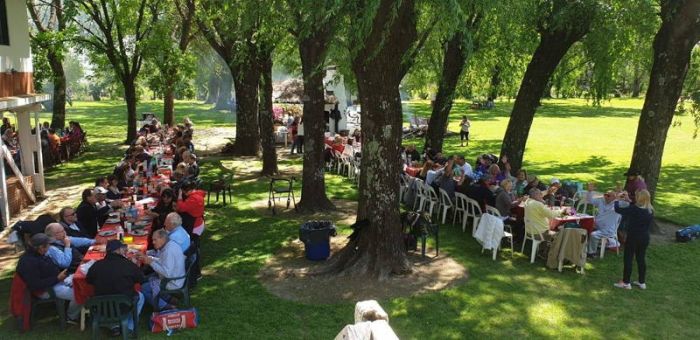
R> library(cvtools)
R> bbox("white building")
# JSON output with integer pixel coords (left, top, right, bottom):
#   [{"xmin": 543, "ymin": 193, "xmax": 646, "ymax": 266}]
[{"xmin": 0, "ymin": 0, "xmax": 50, "ymax": 228}]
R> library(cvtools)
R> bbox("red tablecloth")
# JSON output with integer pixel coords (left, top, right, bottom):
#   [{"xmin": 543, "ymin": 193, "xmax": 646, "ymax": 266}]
[
  {"xmin": 510, "ymin": 204, "xmax": 595, "ymax": 234},
  {"xmin": 73, "ymin": 221, "xmax": 151, "ymax": 304},
  {"xmin": 405, "ymin": 167, "xmax": 421, "ymax": 177}
]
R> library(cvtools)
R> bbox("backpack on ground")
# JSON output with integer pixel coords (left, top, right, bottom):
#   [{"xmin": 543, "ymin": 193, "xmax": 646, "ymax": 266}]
[{"xmin": 676, "ymin": 225, "xmax": 700, "ymax": 242}]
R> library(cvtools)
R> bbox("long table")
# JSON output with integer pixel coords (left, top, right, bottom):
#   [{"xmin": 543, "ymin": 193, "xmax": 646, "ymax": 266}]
[
  {"xmin": 511, "ymin": 204, "xmax": 595, "ymax": 234},
  {"xmin": 72, "ymin": 201, "xmax": 155, "ymax": 305}
]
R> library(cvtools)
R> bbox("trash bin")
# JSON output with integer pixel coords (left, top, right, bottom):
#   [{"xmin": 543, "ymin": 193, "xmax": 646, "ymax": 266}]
[{"xmin": 299, "ymin": 221, "xmax": 337, "ymax": 261}]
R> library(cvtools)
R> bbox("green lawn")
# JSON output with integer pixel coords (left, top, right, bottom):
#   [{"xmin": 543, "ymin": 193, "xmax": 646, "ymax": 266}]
[{"xmin": 0, "ymin": 99, "xmax": 699, "ymax": 339}]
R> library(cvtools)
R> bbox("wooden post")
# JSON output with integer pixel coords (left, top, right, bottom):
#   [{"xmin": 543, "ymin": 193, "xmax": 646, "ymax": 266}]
[
  {"xmin": 34, "ymin": 111, "xmax": 45, "ymax": 195},
  {"xmin": 0, "ymin": 139, "xmax": 9, "ymax": 229}
]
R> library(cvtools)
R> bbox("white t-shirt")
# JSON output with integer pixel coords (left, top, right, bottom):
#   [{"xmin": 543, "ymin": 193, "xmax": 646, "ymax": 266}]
[
  {"xmin": 297, "ymin": 122, "xmax": 304, "ymax": 136},
  {"xmin": 460, "ymin": 120, "xmax": 471, "ymax": 132}
]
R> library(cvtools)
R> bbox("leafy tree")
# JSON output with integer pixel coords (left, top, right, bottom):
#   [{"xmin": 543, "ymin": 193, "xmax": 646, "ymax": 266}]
[
  {"xmin": 26, "ymin": 0, "xmax": 76, "ymax": 129},
  {"xmin": 143, "ymin": 0, "xmax": 197, "ymax": 126},
  {"xmin": 327, "ymin": 0, "xmax": 435, "ymax": 278},
  {"xmin": 73, "ymin": 0, "xmax": 161, "ymax": 143},
  {"xmin": 424, "ymin": 1, "xmax": 485, "ymax": 152},
  {"xmin": 500, "ymin": 0, "xmax": 600, "ymax": 172},
  {"xmin": 629, "ymin": 0, "xmax": 700, "ymax": 198},
  {"xmin": 285, "ymin": 0, "xmax": 345, "ymax": 213}
]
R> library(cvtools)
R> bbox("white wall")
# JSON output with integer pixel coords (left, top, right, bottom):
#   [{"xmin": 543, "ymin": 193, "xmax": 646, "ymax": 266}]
[{"xmin": 0, "ymin": 0, "xmax": 32, "ymax": 72}]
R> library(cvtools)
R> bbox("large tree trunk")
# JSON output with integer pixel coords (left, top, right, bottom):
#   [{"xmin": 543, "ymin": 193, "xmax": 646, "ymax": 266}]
[
  {"xmin": 205, "ymin": 75, "xmax": 219, "ymax": 104},
  {"xmin": 327, "ymin": 0, "xmax": 417, "ymax": 278},
  {"xmin": 229, "ymin": 64, "xmax": 261, "ymax": 156},
  {"xmin": 163, "ymin": 79, "xmax": 175, "ymax": 126},
  {"xmin": 47, "ymin": 51, "xmax": 67, "ymax": 129},
  {"xmin": 500, "ymin": 28, "xmax": 590, "ymax": 173},
  {"xmin": 424, "ymin": 29, "xmax": 470, "ymax": 152},
  {"xmin": 259, "ymin": 52, "xmax": 278, "ymax": 176},
  {"xmin": 629, "ymin": 0, "xmax": 700, "ymax": 199},
  {"xmin": 297, "ymin": 33, "xmax": 335, "ymax": 213},
  {"xmin": 124, "ymin": 78, "xmax": 138, "ymax": 143},
  {"xmin": 214, "ymin": 73, "xmax": 232, "ymax": 110}
]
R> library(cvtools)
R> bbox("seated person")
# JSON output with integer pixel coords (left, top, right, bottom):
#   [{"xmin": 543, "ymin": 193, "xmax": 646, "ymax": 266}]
[
  {"xmin": 523, "ymin": 175, "xmax": 547, "ymax": 194},
  {"xmin": 106, "ymin": 175, "xmax": 123, "ymax": 200},
  {"xmin": 138, "ymin": 230, "xmax": 186, "ymax": 310},
  {"xmin": 163, "ymin": 213, "xmax": 191, "ymax": 253},
  {"xmin": 404, "ymin": 145, "xmax": 421, "ymax": 163},
  {"xmin": 514, "ymin": 169, "xmax": 529, "ymax": 197},
  {"xmin": 543, "ymin": 178, "xmax": 569, "ymax": 206},
  {"xmin": 86, "ymin": 240, "xmax": 145, "ymax": 335},
  {"xmin": 523, "ymin": 188, "xmax": 560, "ymax": 239},
  {"xmin": 585, "ymin": 184, "xmax": 622, "ymax": 256},
  {"xmin": 454, "ymin": 155, "xmax": 474, "ymax": 179},
  {"xmin": 77, "ymin": 188, "xmax": 119, "ymax": 238},
  {"xmin": 58, "ymin": 206, "xmax": 92, "ymax": 239},
  {"xmin": 44, "ymin": 223, "xmax": 93, "ymax": 272},
  {"xmin": 147, "ymin": 188, "xmax": 176, "ymax": 231},
  {"xmin": 416, "ymin": 160, "xmax": 434, "ymax": 181},
  {"xmin": 16, "ymin": 233, "xmax": 81, "ymax": 322},
  {"xmin": 463, "ymin": 175, "xmax": 497, "ymax": 212},
  {"xmin": 432, "ymin": 151, "xmax": 447, "ymax": 166},
  {"xmin": 182, "ymin": 151, "xmax": 199, "ymax": 179}
]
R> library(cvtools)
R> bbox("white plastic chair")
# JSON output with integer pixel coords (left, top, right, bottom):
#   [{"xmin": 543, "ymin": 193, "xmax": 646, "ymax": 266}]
[
  {"xmin": 600, "ymin": 215, "xmax": 622, "ymax": 258},
  {"xmin": 438, "ymin": 188, "xmax": 454, "ymax": 224},
  {"xmin": 482, "ymin": 207, "xmax": 514, "ymax": 259},
  {"xmin": 453, "ymin": 192, "xmax": 469, "ymax": 231},
  {"xmin": 422, "ymin": 184, "xmax": 440, "ymax": 217},
  {"xmin": 464, "ymin": 197, "xmax": 483, "ymax": 235},
  {"xmin": 521, "ymin": 228, "xmax": 547, "ymax": 263},
  {"xmin": 413, "ymin": 179, "xmax": 426, "ymax": 211}
]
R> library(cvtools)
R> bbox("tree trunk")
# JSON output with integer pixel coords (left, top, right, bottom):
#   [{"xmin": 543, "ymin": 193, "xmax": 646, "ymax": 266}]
[
  {"xmin": 163, "ymin": 80, "xmax": 175, "ymax": 126},
  {"xmin": 259, "ymin": 52, "xmax": 278, "ymax": 176},
  {"xmin": 631, "ymin": 62, "xmax": 642, "ymax": 98},
  {"xmin": 205, "ymin": 75, "xmax": 219, "ymax": 104},
  {"xmin": 489, "ymin": 65, "xmax": 501, "ymax": 100},
  {"xmin": 296, "ymin": 33, "xmax": 335, "ymax": 212},
  {"xmin": 500, "ymin": 29, "xmax": 590, "ymax": 173},
  {"xmin": 229, "ymin": 64, "xmax": 261, "ymax": 156},
  {"xmin": 124, "ymin": 78, "xmax": 138, "ymax": 143},
  {"xmin": 629, "ymin": 0, "xmax": 700, "ymax": 199},
  {"xmin": 214, "ymin": 73, "xmax": 232, "ymax": 110},
  {"xmin": 424, "ymin": 30, "xmax": 469, "ymax": 152},
  {"xmin": 47, "ymin": 51, "xmax": 67, "ymax": 129},
  {"xmin": 326, "ymin": 0, "xmax": 417, "ymax": 278}
]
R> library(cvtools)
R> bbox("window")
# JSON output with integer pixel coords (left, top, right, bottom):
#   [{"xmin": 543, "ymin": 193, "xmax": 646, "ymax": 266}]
[{"xmin": 0, "ymin": 0, "xmax": 8, "ymax": 46}]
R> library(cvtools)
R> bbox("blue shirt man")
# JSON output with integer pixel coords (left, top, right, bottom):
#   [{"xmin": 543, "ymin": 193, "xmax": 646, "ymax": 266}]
[
  {"xmin": 44, "ymin": 223, "xmax": 95, "ymax": 272},
  {"xmin": 164, "ymin": 212, "xmax": 190, "ymax": 253}
]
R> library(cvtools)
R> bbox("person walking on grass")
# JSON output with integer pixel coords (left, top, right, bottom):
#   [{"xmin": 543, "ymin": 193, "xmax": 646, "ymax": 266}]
[
  {"xmin": 614, "ymin": 189, "xmax": 653, "ymax": 290},
  {"xmin": 459, "ymin": 116, "xmax": 471, "ymax": 147}
]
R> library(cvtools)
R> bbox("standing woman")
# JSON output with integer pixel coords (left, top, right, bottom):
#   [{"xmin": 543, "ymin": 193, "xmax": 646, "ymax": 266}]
[
  {"xmin": 459, "ymin": 116, "xmax": 470, "ymax": 147},
  {"xmin": 614, "ymin": 189, "xmax": 653, "ymax": 290}
]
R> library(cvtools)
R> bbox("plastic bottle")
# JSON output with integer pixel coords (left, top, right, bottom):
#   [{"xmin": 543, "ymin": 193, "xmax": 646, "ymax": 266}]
[{"xmin": 128, "ymin": 203, "xmax": 138, "ymax": 222}]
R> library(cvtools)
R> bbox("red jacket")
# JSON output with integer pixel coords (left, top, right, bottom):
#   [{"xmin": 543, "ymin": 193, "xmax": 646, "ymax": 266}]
[
  {"xmin": 9, "ymin": 273, "xmax": 32, "ymax": 332},
  {"xmin": 177, "ymin": 190, "xmax": 205, "ymax": 227}
]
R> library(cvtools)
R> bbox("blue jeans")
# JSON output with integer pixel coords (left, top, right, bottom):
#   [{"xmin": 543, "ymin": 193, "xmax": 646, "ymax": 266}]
[
  {"xmin": 129, "ymin": 292, "xmax": 145, "ymax": 331},
  {"xmin": 141, "ymin": 280, "xmax": 168, "ymax": 310}
]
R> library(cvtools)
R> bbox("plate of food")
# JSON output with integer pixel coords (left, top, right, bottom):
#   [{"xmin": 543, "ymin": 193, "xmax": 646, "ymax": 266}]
[
  {"xmin": 135, "ymin": 220, "xmax": 150, "ymax": 227},
  {"xmin": 130, "ymin": 229, "xmax": 148, "ymax": 236},
  {"xmin": 98, "ymin": 230, "xmax": 116, "ymax": 237},
  {"xmin": 105, "ymin": 218, "xmax": 121, "ymax": 224}
]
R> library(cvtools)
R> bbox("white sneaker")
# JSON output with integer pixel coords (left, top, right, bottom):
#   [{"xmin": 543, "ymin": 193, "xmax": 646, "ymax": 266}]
[
  {"xmin": 632, "ymin": 281, "xmax": 647, "ymax": 290},
  {"xmin": 614, "ymin": 281, "xmax": 631, "ymax": 290}
]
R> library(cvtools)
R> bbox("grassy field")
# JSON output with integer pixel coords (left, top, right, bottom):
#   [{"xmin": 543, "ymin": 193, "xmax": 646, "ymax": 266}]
[{"xmin": 0, "ymin": 99, "xmax": 699, "ymax": 339}]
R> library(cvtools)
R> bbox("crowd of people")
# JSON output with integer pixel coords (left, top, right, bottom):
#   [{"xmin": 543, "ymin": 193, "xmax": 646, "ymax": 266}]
[
  {"xmin": 401, "ymin": 146, "xmax": 653, "ymax": 289},
  {"xmin": 1, "ymin": 117, "xmax": 87, "ymax": 172},
  {"xmin": 12, "ymin": 116, "xmax": 205, "ymax": 336}
]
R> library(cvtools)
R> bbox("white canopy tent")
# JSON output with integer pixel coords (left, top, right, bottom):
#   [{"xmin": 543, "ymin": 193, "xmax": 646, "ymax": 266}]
[{"xmin": 0, "ymin": 93, "xmax": 50, "ymax": 228}]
